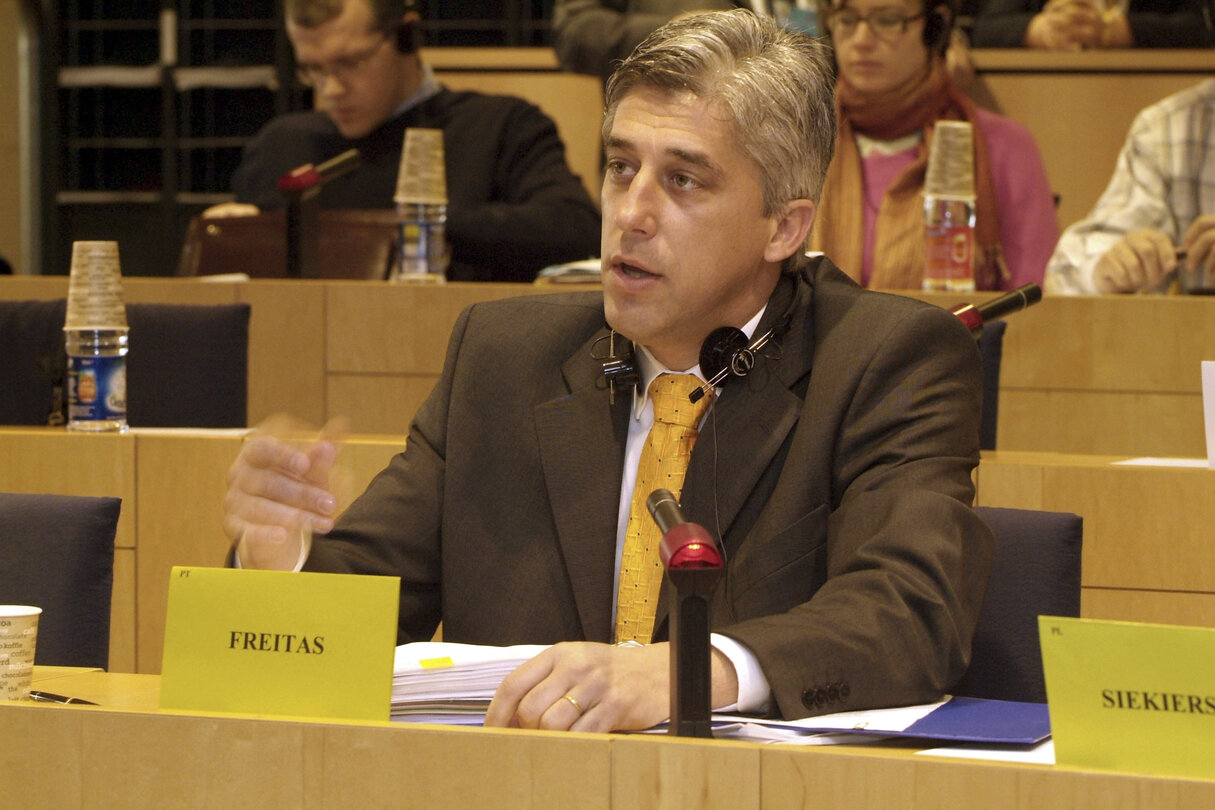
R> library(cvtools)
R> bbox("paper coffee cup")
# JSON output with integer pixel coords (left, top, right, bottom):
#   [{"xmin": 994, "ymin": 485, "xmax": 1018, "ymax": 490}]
[
  {"xmin": 65, "ymin": 241, "xmax": 128, "ymax": 330},
  {"xmin": 0, "ymin": 606, "xmax": 42, "ymax": 701}
]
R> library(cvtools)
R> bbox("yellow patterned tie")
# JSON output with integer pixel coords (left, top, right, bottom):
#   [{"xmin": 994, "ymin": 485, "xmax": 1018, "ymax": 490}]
[{"xmin": 614, "ymin": 373, "xmax": 714, "ymax": 644}]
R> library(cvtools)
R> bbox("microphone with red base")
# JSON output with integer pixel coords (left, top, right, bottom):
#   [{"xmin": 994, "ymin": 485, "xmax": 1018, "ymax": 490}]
[
  {"xmin": 647, "ymin": 489, "xmax": 723, "ymax": 738},
  {"xmin": 276, "ymin": 149, "xmax": 360, "ymax": 279},
  {"xmin": 950, "ymin": 282, "xmax": 1042, "ymax": 335}
]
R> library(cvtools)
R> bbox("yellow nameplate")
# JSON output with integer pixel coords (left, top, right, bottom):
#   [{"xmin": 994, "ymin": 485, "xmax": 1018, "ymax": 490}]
[
  {"xmin": 160, "ymin": 566, "xmax": 399, "ymax": 721},
  {"xmin": 1040, "ymin": 615, "xmax": 1215, "ymax": 780}
]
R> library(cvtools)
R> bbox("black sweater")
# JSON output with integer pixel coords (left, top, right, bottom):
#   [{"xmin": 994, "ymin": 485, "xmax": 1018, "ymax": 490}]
[{"xmin": 232, "ymin": 88, "xmax": 602, "ymax": 282}]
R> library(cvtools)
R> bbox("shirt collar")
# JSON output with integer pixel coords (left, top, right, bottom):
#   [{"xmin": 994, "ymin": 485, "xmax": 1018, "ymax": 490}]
[{"xmin": 389, "ymin": 63, "xmax": 442, "ymax": 119}]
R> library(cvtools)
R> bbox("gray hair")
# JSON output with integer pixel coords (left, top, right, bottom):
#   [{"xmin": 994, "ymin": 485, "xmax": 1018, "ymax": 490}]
[{"xmin": 603, "ymin": 9, "xmax": 837, "ymax": 215}]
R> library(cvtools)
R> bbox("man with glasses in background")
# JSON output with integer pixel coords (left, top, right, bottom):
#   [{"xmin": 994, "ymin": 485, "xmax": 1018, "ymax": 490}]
[{"xmin": 210, "ymin": 0, "xmax": 601, "ymax": 282}]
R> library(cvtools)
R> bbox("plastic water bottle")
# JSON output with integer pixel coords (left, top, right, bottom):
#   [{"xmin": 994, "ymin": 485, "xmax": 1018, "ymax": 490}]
[
  {"xmin": 65, "ymin": 326, "xmax": 129, "ymax": 432},
  {"xmin": 63, "ymin": 240, "xmax": 129, "ymax": 432},
  {"xmin": 393, "ymin": 201, "xmax": 449, "ymax": 282},
  {"xmin": 923, "ymin": 195, "xmax": 976, "ymax": 292},
  {"xmin": 922, "ymin": 121, "xmax": 976, "ymax": 292}
]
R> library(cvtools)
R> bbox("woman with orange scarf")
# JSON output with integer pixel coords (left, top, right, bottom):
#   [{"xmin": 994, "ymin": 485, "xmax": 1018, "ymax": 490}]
[{"xmin": 810, "ymin": 0, "xmax": 1057, "ymax": 290}]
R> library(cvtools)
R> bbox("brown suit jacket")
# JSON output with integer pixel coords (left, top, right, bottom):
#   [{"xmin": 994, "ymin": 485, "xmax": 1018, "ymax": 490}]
[{"xmin": 308, "ymin": 255, "xmax": 993, "ymax": 719}]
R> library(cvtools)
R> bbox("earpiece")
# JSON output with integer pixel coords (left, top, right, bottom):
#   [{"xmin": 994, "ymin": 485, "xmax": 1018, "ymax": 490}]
[
  {"xmin": 594, "ymin": 332, "xmax": 638, "ymax": 406},
  {"xmin": 394, "ymin": 19, "xmax": 419, "ymax": 53},
  {"xmin": 921, "ymin": 3, "xmax": 954, "ymax": 55},
  {"xmin": 389, "ymin": 0, "xmax": 421, "ymax": 54}
]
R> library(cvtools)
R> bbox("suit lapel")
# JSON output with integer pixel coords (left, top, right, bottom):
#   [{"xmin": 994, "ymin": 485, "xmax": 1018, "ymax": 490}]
[
  {"xmin": 535, "ymin": 328, "xmax": 629, "ymax": 643},
  {"xmin": 654, "ymin": 273, "xmax": 817, "ymax": 636}
]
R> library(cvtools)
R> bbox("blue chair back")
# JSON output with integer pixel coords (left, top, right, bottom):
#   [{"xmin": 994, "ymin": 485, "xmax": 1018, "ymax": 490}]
[
  {"xmin": 0, "ymin": 492, "xmax": 120, "ymax": 669},
  {"xmin": 952, "ymin": 505, "xmax": 1083, "ymax": 703}
]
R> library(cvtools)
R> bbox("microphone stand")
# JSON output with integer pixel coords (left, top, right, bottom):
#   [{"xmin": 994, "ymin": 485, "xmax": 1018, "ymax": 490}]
[
  {"xmin": 276, "ymin": 149, "xmax": 360, "ymax": 279},
  {"xmin": 648, "ymin": 489, "xmax": 723, "ymax": 738},
  {"xmin": 666, "ymin": 561, "xmax": 721, "ymax": 737}
]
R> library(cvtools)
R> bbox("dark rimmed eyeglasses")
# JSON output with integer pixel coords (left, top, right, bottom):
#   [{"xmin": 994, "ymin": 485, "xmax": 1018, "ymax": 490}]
[
  {"xmin": 826, "ymin": 8, "xmax": 927, "ymax": 40},
  {"xmin": 295, "ymin": 35, "xmax": 390, "ymax": 87}
]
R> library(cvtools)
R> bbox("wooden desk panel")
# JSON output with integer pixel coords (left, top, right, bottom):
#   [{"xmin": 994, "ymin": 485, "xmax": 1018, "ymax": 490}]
[
  {"xmin": 0, "ymin": 428, "xmax": 406, "ymax": 674},
  {"xmin": 976, "ymin": 451, "xmax": 1215, "ymax": 628},
  {"xmin": 5, "ymin": 250, "xmax": 1215, "ymax": 456},
  {"xmin": 0, "ymin": 429, "xmax": 137, "ymax": 672},
  {"xmin": 8, "ymin": 428, "xmax": 1213, "ymax": 673},
  {"xmin": 8, "ymin": 669, "xmax": 1215, "ymax": 809},
  {"xmin": 971, "ymin": 69, "xmax": 1208, "ymax": 229}
]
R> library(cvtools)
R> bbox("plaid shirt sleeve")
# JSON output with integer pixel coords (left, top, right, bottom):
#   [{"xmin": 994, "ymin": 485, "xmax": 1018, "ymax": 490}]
[{"xmin": 1045, "ymin": 80, "xmax": 1215, "ymax": 294}]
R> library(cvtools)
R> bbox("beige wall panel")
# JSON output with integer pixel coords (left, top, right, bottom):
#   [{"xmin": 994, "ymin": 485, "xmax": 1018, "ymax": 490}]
[
  {"xmin": 237, "ymin": 281, "xmax": 326, "ymax": 426},
  {"xmin": 974, "ymin": 456, "xmax": 1047, "ymax": 509},
  {"xmin": 0, "ymin": 430, "xmax": 135, "ymax": 547},
  {"xmin": 998, "ymin": 296, "xmax": 1215, "ymax": 393},
  {"xmin": 324, "ymin": 282, "xmax": 569, "ymax": 375},
  {"xmin": 1083, "ymin": 588, "xmax": 1215, "ymax": 629},
  {"xmin": 134, "ymin": 432, "xmax": 244, "ymax": 673},
  {"xmin": 0, "ymin": 276, "xmax": 69, "ymax": 300},
  {"xmin": 998, "ymin": 390, "xmax": 1204, "ymax": 457},
  {"xmin": 974, "ymin": 71, "xmax": 1208, "ymax": 228},
  {"xmin": 338, "ymin": 435, "xmax": 407, "ymax": 507},
  {"xmin": 0, "ymin": 706, "xmax": 86, "ymax": 807},
  {"xmin": 13, "ymin": 669, "xmax": 1215, "ymax": 809},
  {"xmin": 978, "ymin": 453, "xmax": 1215, "ymax": 591},
  {"xmin": 327, "ymin": 373, "xmax": 437, "ymax": 435},
  {"xmin": 1042, "ymin": 465, "xmax": 1215, "ymax": 591}
]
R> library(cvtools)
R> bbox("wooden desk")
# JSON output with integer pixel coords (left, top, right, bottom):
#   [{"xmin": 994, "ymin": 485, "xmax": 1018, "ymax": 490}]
[
  {"xmin": 0, "ymin": 427, "xmax": 405, "ymax": 674},
  {"xmin": 4, "ymin": 277, "xmax": 1215, "ymax": 457},
  {"xmin": 969, "ymin": 50, "xmax": 1215, "ymax": 229},
  {"xmin": 976, "ymin": 450, "xmax": 1215, "ymax": 628},
  {"xmin": 6, "ymin": 427, "xmax": 1214, "ymax": 672},
  {"xmin": 5, "ymin": 669, "xmax": 1214, "ymax": 809}
]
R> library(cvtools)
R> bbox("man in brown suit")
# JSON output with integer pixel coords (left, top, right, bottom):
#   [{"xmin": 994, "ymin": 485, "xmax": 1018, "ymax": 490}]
[{"xmin": 224, "ymin": 9, "xmax": 992, "ymax": 733}]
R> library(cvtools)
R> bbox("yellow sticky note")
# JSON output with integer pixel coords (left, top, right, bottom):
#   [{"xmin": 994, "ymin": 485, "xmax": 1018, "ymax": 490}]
[
  {"xmin": 1040, "ymin": 615, "xmax": 1215, "ymax": 780},
  {"xmin": 160, "ymin": 566, "xmax": 399, "ymax": 722},
  {"xmin": 419, "ymin": 657, "xmax": 455, "ymax": 669}
]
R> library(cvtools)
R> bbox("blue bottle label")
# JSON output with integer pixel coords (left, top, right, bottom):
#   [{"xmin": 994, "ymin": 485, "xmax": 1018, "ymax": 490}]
[{"xmin": 67, "ymin": 355, "xmax": 127, "ymax": 422}]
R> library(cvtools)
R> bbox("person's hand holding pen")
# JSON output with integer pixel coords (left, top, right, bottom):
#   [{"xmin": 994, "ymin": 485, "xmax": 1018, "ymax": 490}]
[
  {"xmin": 1177, "ymin": 214, "xmax": 1215, "ymax": 290},
  {"xmin": 223, "ymin": 415, "xmax": 348, "ymax": 570},
  {"xmin": 1092, "ymin": 229, "xmax": 1182, "ymax": 293},
  {"xmin": 1025, "ymin": 0, "xmax": 1104, "ymax": 50}
]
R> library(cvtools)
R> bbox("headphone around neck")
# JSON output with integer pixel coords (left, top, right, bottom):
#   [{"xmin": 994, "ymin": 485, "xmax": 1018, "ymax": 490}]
[{"xmin": 595, "ymin": 271, "xmax": 807, "ymax": 406}]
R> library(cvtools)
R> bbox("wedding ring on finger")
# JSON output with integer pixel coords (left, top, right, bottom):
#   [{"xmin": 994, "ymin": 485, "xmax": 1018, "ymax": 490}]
[{"xmin": 562, "ymin": 694, "xmax": 584, "ymax": 714}]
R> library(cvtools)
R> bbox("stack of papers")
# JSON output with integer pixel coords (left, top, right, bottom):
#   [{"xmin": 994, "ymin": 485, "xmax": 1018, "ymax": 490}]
[{"xmin": 391, "ymin": 641, "xmax": 548, "ymax": 724}]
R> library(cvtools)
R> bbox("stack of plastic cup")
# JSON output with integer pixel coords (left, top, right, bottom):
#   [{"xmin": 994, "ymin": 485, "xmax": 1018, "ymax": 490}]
[
  {"xmin": 392, "ymin": 128, "xmax": 450, "ymax": 283},
  {"xmin": 64, "ymin": 240, "xmax": 129, "ymax": 432}
]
